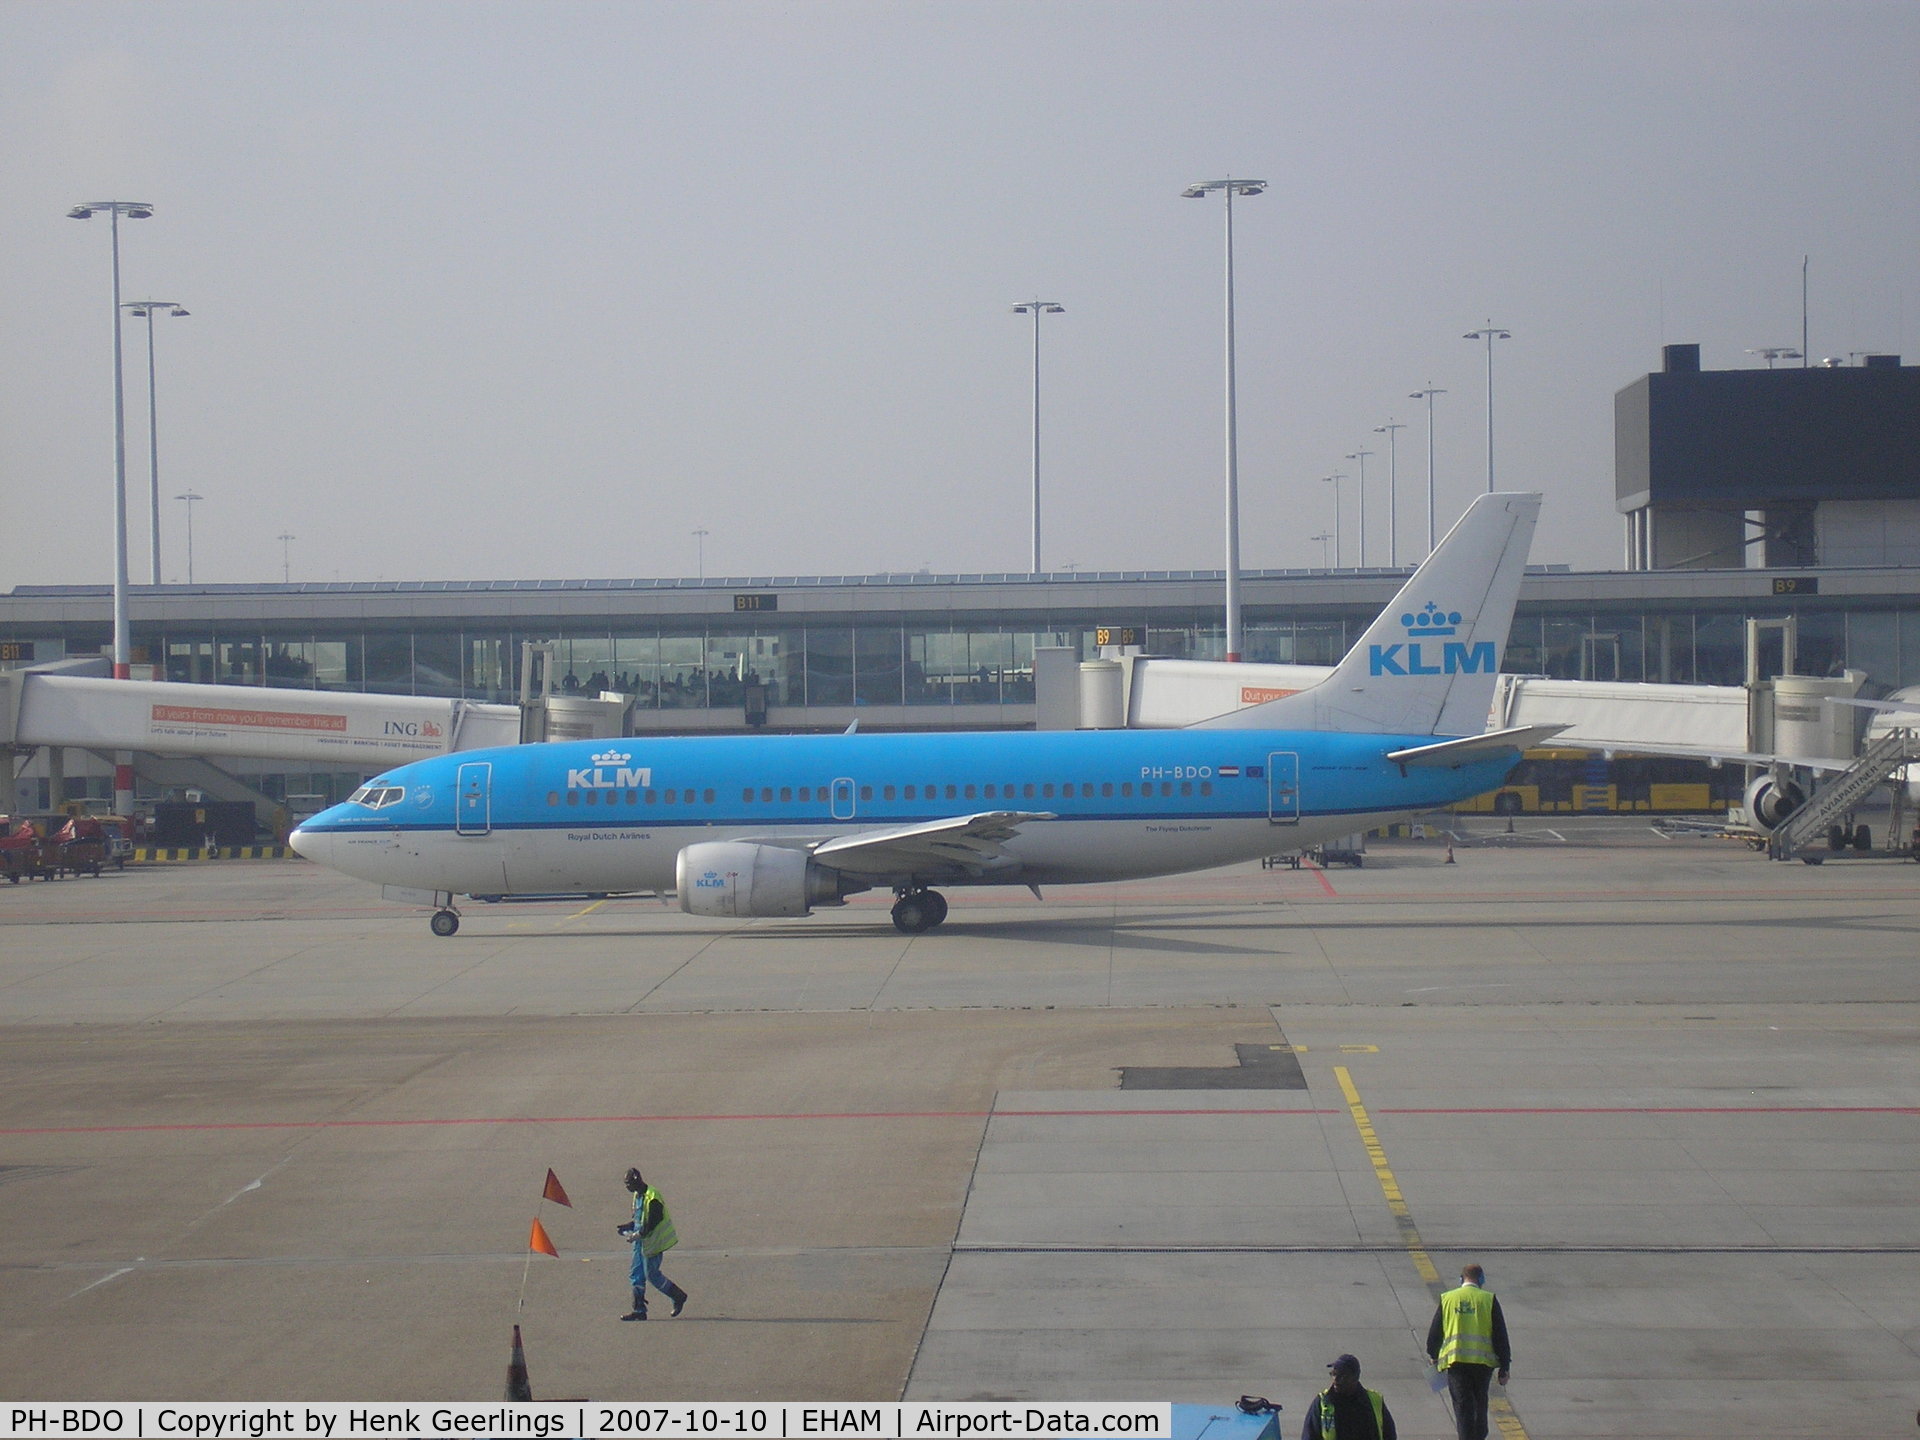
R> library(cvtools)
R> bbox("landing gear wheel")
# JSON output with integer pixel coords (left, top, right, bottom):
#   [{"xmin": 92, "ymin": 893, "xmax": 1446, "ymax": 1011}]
[
  {"xmin": 1853, "ymin": 824, "xmax": 1872, "ymax": 852},
  {"xmin": 923, "ymin": 890, "xmax": 949, "ymax": 927},
  {"xmin": 891, "ymin": 893, "xmax": 938, "ymax": 934},
  {"xmin": 430, "ymin": 909, "xmax": 460, "ymax": 937}
]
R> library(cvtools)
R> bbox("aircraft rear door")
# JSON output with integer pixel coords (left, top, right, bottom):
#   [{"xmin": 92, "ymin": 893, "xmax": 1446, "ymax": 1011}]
[
  {"xmin": 455, "ymin": 762, "xmax": 492, "ymax": 836},
  {"xmin": 1267, "ymin": 752, "xmax": 1300, "ymax": 826}
]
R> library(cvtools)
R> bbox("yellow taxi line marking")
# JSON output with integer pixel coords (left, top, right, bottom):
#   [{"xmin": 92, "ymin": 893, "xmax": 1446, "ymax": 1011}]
[
  {"xmin": 561, "ymin": 899, "xmax": 608, "ymax": 925},
  {"xmin": 1334, "ymin": 1065, "xmax": 1531, "ymax": 1440}
]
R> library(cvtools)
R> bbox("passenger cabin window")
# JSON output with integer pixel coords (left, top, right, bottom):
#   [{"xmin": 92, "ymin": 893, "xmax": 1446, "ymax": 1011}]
[
  {"xmin": 761, "ymin": 788, "xmax": 773, "ymax": 802},
  {"xmin": 702, "ymin": 789, "xmax": 715, "ymax": 804},
  {"xmin": 664, "ymin": 790, "xmax": 676, "ymax": 805},
  {"xmin": 547, "ymin": 791, "xmax": 559, "ymax": 806},
  {"xmin": 945, "ymin": 784, "xmax": 957, "ymax": 800},
  {"xmin": 567, "ymin": 791, "xmax": 579, "ymax": 806},
  {"xmin": 1121, "ymin": 782, "xmax": 1133, "ymax": 797},
  {"xmin": 780, "ymin": 787, "xmax": 792, "ymax": 802},
  {"xmin": 964, "ymin": 784, "xmax": 976, "ymax": 799},
  {"xmin": 883, "ymin": 785, "xmax": 896, "ymax": 800},
  {"xmin": 1101, "ymin": 782, "xmax": 1113, "ymax": 797},
  {"xmin": 645, "ymin": 789, "xmax": 657, "ymax": 805}
]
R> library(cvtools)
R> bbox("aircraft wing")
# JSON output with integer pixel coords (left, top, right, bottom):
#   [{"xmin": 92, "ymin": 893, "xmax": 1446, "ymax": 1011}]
[
  {"xmin": 1386, "ymin": 724, "xmax": 1566, "ymax": 769},
  {"xmin": 807, "ymin": 810, "xmax": 1058, "ymax": 880}
]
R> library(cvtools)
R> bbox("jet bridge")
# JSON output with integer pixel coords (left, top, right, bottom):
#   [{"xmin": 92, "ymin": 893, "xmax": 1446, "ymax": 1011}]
[{"xmin": 1, "ymin": 658, "xmax": 621, "ymax": 822}]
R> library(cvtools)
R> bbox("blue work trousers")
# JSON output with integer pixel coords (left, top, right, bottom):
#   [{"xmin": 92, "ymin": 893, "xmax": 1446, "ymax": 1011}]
[{"xmin": 629, "ymin": 1245, "xmax": 677, "ymax": 1297}]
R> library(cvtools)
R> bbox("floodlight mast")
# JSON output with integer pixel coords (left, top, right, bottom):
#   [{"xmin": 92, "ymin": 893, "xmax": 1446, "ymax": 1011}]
[
  {"xmin": 1373, "ymin": 422, "xmax": 1406, "ymax": 567},
  {"xmin": 1011, "ymin": 301, "xmax": 1065, "ymax": 573},
  {"xmin": 1409, "ymin": 386, "xmax": 1446, "ymax": 556},
  {"xmin": 1344, "ymin": 450, "xmax": 1374, "ymax": 566},
  {"xmin": 68, "ymin": 200, "xmax": 154, "ymax": 820},
  {"xmin": 1463, "ymin": 324, "xmax": 1512, "ymax": 493},
  {"xmin": 1181, "ymin": 178, "xmax": 1266, "ymax": 662},
  {"xmin": 124, "ymin": 300, "xmax": 190, "ymax": 585}
]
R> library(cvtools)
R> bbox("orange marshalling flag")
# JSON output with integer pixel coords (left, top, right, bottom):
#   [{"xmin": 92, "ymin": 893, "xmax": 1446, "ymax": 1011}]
[
  {"xmin": 542, "ymin": 1169, "xmax": 572, "ymax": 1208},
  {"xmin": 529, "ymin": 1218, "xmax": 559, "ymax": 1258}
]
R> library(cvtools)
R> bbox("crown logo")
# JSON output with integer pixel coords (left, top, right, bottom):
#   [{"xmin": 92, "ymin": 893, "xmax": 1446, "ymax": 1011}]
[
  {"xmin": 1400, "ymin": 601, "xmax": 1462, "ymax": 637},
  {"xmin": 591, "ymin": 750, "xmax": 632, "ymax": 766}
]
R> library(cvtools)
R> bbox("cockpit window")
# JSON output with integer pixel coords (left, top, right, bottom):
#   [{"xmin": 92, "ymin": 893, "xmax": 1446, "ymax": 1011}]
[{"xmin": 350, "ymin": 785, "xmax": 405, "ymax": 809}]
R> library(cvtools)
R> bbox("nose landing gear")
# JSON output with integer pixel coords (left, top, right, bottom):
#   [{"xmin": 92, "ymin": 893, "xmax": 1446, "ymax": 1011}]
[
  {"xmin": 430, "ymin": 908, "xmax": 460, "ymax": 937},
  {"xmin": 890, "ymin": 888, "xmax": 949, "ymax": 934}
]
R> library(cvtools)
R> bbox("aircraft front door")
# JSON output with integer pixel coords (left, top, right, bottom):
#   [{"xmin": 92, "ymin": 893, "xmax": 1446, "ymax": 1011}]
[
  {"xmin": 455, "ymin": 762, "xmax": 492, "ymax": 836},
  {"xmin": 830, "ymin": 777, "xmax": 856, "ymax": 821},
  {"xmin": 1267, "ymin": 752, "xmax": 1300, "ymax": 826}
]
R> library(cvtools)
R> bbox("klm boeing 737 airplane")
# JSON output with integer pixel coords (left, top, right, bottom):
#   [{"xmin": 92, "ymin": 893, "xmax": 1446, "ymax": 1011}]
[{"xmin": 292, "ymin": 493, "xmax": 1552, "ymax": 935}]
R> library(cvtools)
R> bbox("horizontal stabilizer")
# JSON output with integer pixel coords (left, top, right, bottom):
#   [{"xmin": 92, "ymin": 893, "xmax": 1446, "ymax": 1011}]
[{"xmin": 1385, "ymin": 724, "xmax": 1566, "ymax": 769}]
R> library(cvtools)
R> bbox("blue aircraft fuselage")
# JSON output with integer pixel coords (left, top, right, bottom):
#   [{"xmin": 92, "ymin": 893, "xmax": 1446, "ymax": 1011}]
[{"xmin": 292, "ymin": 726, "xmax": 1516, "ymax": 899}]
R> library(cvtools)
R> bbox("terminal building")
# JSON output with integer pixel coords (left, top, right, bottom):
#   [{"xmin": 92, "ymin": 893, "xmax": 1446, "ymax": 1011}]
[{"xmin": 4, "ymin": 347, "xmax": 1916, "ymax": 815}]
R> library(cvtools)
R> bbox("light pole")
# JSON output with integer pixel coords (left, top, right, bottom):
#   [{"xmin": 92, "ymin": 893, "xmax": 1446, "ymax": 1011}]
[
  {"xmin": 1409, "ymin": 385, "xmax": 1446, "ymax": 556},
  {"xmin": 66, "ymin": 201, "xmax": 153, "ymax": 684},
  {"xmin": 1309, "ymin": 530, "xmax": 1332, "ymax": 569},
  {"xmin": 1320, "ymin": 473, "xmax": 1347, "ymax": 568},
  {"xmin": 124, "ymin": 300, "xmax": 189, "ymax": 585},
  {"xmin": 1344, "ymin": 450, "xmax": 1374, "ymax": 566},
  {"xmin": 69, "ymin": 199, "xmax": 153, "ymax": 822},
  {"xmin": 1745, "ymin": 346, "xmax": 1803, "ymax": 369},
  {"xmin": 278, "ymin": 532, "xmax": 295, "ymax": 585},
  {"xmin": 1462, "ymin": 324, "xmax": 1511, "ymax": 493},
  {"xmin": 1373, "ymin": 422, "xmax": 1406, "ymax": 567},
  {"xmin": 693, "ymin": 528, "xmax": 709, "ymax": 580},
  {"xmin": 175, "ymin": 491, "xmax": 203, "ymax": 584},
  {"xmin": 1181, "ymin": 177, "xmax": 1266, "ymax": 662},
  {"xmin": 1011, "ymin": 300, "xmax": 1064, "ymax": 573}
]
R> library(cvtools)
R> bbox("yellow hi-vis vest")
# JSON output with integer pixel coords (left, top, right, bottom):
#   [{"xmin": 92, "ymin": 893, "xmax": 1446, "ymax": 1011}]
[
  {"xmin": 634, "ymin": 1186, "xmax": 679, "ymax": 1256},
  {"xmin": 1437, "ymin": 1282, "xmax": 1498, "ymax": 1368},
  {"xmin": 1314, "ymin": 1388, "xmax": 1385, "ymax": 1440}
]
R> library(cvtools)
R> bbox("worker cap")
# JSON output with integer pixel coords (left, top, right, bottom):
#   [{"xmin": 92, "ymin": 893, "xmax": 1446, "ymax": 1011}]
[{"xmin": 1327, "ymin": 1355, "xmax": 1361, "ymax": 1378}]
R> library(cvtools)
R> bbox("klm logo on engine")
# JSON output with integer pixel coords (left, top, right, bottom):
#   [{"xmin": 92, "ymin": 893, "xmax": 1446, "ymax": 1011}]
[
  {"xmin": 566, "ymin": 749, "xmax": 653, "ymax": 789},
  {"xmin": 1368, "ymin": 600, "xmax": 1496, "ymax": 677}
]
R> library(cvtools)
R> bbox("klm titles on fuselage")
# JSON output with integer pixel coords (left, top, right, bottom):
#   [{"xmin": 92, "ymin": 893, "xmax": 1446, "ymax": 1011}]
[
  {"xmin": 567, "ymin": 750, "xmax": 652, "ymax": 790},
  {"xmin": 1368, "ymin": 602, "xmax": 1495, "ymax": 678}
]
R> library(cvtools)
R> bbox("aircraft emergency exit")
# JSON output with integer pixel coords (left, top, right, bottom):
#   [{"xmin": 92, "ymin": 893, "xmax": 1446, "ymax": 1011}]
[{"xmin": 291, "ymin": 493, "xmax": 1550, "ymax": 934}]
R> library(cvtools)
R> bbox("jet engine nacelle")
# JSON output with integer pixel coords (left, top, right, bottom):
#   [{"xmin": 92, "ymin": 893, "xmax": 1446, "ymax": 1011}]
[
  {"xmin": 1743, "ymin": 772, "xmax": 1807, "ymax": 831},
  {"xmin": 675, "ymin": 841, "xmax": 864, "ymax": 918}
]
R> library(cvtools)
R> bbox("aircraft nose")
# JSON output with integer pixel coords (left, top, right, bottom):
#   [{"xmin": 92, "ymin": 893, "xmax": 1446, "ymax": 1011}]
[{"xmin": 288, "ymin": 824, "xmax": 329, "ymax": 865}]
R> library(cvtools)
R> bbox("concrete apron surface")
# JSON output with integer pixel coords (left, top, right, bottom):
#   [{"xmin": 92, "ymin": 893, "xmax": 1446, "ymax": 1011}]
[{"xmin": 0, "ymin": 831, "xmax": 1914, "ymax": 1437}]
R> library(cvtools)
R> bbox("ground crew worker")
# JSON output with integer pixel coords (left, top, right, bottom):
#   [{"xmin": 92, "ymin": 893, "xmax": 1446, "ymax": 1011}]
[
  {"xmin": 617, "ymin": 1166, "xmax": 689, "ymax": 1321},
  {"xmin": 1301, "ymin": 1354, "xmax": 1395, "ymax": 1440},
  {"xmin": 1425, "ymin": 1263, "xmax": 1511, "ymax": 1440}
]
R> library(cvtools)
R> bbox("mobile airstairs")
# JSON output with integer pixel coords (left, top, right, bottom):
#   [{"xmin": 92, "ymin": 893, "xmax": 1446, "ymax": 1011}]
[{"xmin": 1766, "ymin": 726, "xmax": 1920, "ymax": 861}]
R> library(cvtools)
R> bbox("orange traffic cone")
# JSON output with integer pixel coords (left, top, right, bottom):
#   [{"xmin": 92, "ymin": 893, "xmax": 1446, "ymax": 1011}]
[{"xmin": 505, "ymin": 1324, "xmax": 533, "ymax": 1401}]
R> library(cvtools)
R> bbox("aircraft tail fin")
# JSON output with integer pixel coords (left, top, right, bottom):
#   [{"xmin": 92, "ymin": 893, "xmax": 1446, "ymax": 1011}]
[{"xmin": 1191, "ymin": 491, "xmax": 1541, "ymax": 736}]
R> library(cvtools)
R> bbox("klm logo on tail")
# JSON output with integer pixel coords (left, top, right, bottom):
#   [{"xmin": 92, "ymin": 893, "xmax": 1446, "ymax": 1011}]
[{"xmin": 1369, "ymin": 601, "xmax": 1496, "ymax": 677}]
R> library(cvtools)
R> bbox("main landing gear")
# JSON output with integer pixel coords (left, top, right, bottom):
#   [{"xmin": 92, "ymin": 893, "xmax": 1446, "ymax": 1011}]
[
  {"xmin": 430, "ymin": 908, "xmax": 460, "ymax": 937},
  {"xmin": 890, "ymin": 887, "xmax": 949, "ymax": 934}
]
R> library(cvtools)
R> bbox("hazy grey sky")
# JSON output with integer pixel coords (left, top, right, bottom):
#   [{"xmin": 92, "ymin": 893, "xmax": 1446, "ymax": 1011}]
[{"xmin": 3, "ymin": 0, "xmax": 1915, "ymax": 587}]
